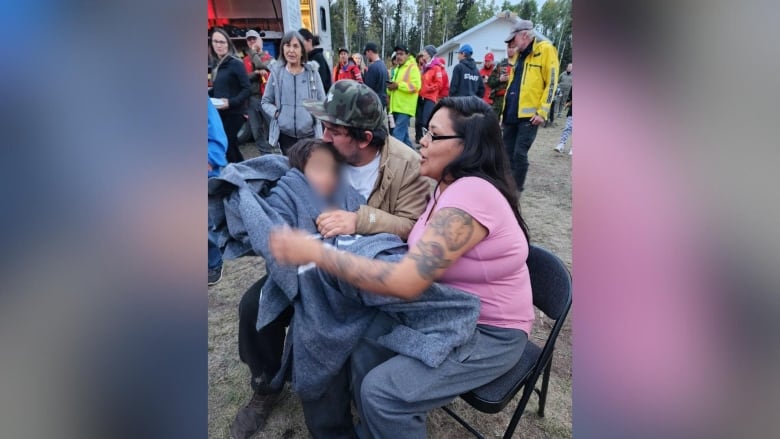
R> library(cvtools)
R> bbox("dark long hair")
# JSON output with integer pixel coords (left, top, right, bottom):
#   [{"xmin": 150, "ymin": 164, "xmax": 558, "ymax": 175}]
[{"xmin": 431, "ymin": 96, "xmax": 530, "ymax": 243}]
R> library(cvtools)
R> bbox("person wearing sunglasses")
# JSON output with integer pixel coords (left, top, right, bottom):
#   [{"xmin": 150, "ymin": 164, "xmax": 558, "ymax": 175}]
[{"xmin": 270, "ymin": 96, "xmax": 534, "ymax": 438}]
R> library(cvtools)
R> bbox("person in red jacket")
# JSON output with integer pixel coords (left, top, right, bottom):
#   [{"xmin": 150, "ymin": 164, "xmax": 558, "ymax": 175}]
[
  {"xmin": 415, "ymin": 45, "xmax": 448, "ymax": 143},
  {"xmin": 479, "ymin": 52, "xmax": 496, "ymax": 105},
  {"xmin": 437, "ymin": 56, "xmax": 450, "ymax": 100},
  {"xmin": 333, "ymin": 48, "xmax": 363, "ymax": 83}
]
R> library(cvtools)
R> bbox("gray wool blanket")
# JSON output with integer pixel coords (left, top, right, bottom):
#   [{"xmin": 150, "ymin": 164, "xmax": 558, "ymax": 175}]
[
  {"xmin": 208, "ymin": 155, "xmax": 481, "ymax": 401},
  {"xmin": 208, "ymin": 154, "xmax": 364, "ymax": 316}
]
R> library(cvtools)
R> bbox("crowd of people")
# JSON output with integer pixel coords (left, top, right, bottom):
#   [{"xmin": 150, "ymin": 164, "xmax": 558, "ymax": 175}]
[{"xmin": 207, "ymin": 20, "xmax": 571, "ymax": 438}]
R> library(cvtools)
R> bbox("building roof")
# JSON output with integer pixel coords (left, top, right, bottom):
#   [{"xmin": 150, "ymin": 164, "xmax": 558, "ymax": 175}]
[{"xmin": 437, "ymin": 11, "xmax": 549, "ymax": 55}]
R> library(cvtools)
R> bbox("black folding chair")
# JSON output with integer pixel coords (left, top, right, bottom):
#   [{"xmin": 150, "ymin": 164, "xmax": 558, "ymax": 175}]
[{"xmin": 442, "ymin": 244, "xmax": 572, "ymax": 439}]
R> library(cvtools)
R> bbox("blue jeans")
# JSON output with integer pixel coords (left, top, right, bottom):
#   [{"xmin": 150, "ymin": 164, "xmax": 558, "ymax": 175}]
[
  {"xmin": 392, "ymin": 113, "xmax": 413, "ymax": 148},
  {"xmin": 502, "ymin": 119, "xmax": 539, "ymax": 192},
  {"xmin": 415, "ymin": 98, "xmax": 436, "ymax": 142},
  {"xmin": 208, "ymin": 213, "xmax": 222, "ymax": 270}
]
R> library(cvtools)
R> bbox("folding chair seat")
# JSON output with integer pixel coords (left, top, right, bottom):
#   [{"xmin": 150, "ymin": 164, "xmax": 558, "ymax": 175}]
[{"xmin": 442, "ymin": 245, "xmax": 572, "ymax": 439}]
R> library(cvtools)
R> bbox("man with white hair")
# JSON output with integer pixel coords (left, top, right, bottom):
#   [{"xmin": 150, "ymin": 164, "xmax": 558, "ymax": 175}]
[{"xmin": 500, "ymin": 20, "xmax": 559, "ymax": 193}]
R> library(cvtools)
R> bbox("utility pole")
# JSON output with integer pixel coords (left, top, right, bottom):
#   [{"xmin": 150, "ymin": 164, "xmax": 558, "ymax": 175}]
[
  {"xmin": 381, "ymin": 14, "xmax": 386, "ymax": 58},
  {"xmin": 442, "ymin": 11, "xmax": 447, "ymax": 45},
  {"xmin": 343, "ymin": 0, "xmax": 348, "ymax": 50},
  {"xmin": 420, "ymin": 0, "xmax": 425, "ymax": 52},
  {"xmin": 558, "ymin": 40, "xmax": 566, "ymax": 65}
]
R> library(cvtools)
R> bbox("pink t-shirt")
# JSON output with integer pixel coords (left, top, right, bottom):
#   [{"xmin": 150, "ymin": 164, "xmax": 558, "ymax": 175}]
[{"xmin": 408, "ymin": 177, "xmax": 534, "ymax": 334}]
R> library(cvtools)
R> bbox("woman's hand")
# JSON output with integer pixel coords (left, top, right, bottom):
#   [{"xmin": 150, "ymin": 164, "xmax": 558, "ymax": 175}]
[{"xmin": 269, "ymin": 227, "xmax": 322, "ymax": 266}]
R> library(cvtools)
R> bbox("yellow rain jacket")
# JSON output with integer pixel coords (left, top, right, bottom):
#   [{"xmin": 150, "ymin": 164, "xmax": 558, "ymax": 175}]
[{"xmin": 504, "ymin": 38, "xmax": 559, "ymax": 120}]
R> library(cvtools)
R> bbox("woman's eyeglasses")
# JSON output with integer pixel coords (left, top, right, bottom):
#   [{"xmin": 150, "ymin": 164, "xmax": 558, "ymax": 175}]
[
  {"xmin": 422, "ymin": 128, "xmax": 463, "ymax": 142},
  {"xmin": 212, "ymin": 40, "xmax": 228, "ymax": 45}
]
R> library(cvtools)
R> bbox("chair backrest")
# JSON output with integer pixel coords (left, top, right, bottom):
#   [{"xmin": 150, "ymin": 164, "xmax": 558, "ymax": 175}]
[{"xmin": 526, "ymin": 245, "xmax": 572, "ymax": 322}]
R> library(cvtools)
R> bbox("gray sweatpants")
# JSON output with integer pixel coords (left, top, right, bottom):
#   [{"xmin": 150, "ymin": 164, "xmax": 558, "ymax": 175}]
[{"xmin": 350, "ymin": 313, "xmax": 528, "ymax": 439}]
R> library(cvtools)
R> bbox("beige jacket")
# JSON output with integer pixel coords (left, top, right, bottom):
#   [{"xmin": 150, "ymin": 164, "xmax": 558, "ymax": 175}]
[{"xmin": 356, "ymin": 136, "xmax": 433, "ymax": 240}]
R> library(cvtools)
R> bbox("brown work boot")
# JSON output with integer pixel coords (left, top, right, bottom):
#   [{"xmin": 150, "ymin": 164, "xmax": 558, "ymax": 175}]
[{"xmin": 230, "ymin": 390, "xmax": 284, "ymax": 439}]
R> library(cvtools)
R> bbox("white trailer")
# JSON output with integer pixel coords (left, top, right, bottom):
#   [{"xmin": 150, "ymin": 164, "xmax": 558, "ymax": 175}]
[{"xmin": 209, "ymin": 0, "xmax": 332, "ymax": 62}]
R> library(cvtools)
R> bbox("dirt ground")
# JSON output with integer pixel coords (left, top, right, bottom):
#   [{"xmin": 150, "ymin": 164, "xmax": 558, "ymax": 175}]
[{"xmin": 208, "ymin": 118, "xmax": 572, "ymax": 438}]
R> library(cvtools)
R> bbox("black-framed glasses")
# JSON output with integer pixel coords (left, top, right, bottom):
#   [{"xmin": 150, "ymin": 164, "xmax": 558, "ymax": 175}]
[{"xmin": 422, "ymin": 127, "xmax": 463, "ymax": 142}]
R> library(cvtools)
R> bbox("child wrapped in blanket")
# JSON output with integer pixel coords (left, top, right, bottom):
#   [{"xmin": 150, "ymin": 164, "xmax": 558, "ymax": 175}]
[{"xmin": 286, "ymin": 138, "xmax": 342, "ymax": 204}]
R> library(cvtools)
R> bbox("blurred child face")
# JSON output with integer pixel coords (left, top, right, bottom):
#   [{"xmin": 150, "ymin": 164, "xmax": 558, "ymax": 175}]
[{"xmin": 304, "ymin": 148, "xmax": 339, "ymax": 198}]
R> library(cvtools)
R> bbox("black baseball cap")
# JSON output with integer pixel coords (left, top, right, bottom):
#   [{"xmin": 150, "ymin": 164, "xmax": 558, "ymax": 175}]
[
  {"xmin": 363, "ymin": 42, "xmax": 379, "ymax": 54},
  {"xmin": 338, "ymin": 47, "xmax": 349, "ymax": 54},
  {"xmin": 393, "ymin": 44, "xmax": 409, "ymax": 54}
]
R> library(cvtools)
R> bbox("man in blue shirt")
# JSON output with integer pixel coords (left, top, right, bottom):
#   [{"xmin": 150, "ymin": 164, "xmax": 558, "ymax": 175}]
[{"xmin": 363, "ymin": 42, "xmax": 388, "ymax": 109}]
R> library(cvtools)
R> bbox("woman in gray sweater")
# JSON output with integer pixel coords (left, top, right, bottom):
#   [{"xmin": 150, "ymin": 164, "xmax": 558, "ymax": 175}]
[{"xmin": 262, "ymin": 31, "xmax": 326, "ymax": 155}]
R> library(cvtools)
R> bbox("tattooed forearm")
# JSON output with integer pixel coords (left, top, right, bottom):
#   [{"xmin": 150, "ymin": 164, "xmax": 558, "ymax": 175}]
[
  {"xmin": 318, "ymin": 246, "xmax": 394, "ymax": 290},
  {"xmin": 409, "ymin": 240, "xmax": 451, "ymax": 280},
  {"xmin": 428, "ymin": 208, "xmax": 475, "ymax": 251}
]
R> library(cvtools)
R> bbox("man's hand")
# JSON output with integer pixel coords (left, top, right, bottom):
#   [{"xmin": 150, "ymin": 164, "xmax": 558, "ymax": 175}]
[
  {"xmin": 316, "ymin": 210, "xmax": 358, "ymax": 238},
  {"xmin": 387, "ymin": 82, "xmax": 399, "ymax": 91},
  {"xmin": 530, "ymin": 114, "xmax": 545, "ymax": 126},
  {"xmin": 216, "ymin": 98, "xmax": 229, "ymax": 110}
]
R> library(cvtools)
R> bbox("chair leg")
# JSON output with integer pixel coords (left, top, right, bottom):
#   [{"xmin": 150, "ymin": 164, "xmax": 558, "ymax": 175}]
[
  {"xmin": 502, "ymin": 385, "xmax": 535, "ymax": 439},
  {"xmin": 441, "ymin": 406, "xmax": 486, "ymax": 439},
  {"xmin": 537, "ymin": 352, "xmax": 554, "ymax": 417}
]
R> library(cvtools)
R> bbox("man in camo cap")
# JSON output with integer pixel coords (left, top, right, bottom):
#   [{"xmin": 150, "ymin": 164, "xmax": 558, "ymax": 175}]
[
  {"xmin": 303, "ymin": 79, "xmax": 431, "ymax": 240},
  {"xmin": 231, "ymin": 80, "xmax": 431, "ymax": 439}
]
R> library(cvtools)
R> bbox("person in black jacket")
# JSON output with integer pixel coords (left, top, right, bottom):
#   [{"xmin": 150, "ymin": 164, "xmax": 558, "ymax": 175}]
[
  {"xmin": 449, "ymin": 44, "xmax": 484, "ymax": 98},
  {"xmin": 209, "ymin": 28, "xmax": 251, "ymax": 163},
  {"xmin": 299, "ymin": 28, "xmax": 332, "ymax": 93},
  {"xmin": 362, "ymin": 42, "xmax": 388, "ymax": 108}
]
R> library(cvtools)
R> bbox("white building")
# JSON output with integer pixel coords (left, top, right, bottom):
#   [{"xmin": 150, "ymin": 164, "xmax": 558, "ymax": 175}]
[{"xmin": 436, "ymin": 11, "xmax": 550, "ymax": 78}]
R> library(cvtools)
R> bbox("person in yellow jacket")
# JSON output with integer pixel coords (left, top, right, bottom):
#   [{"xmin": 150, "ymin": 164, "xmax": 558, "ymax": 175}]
[
  {"xmin": 501, "ymin": 20, "xmax": 559, "ymax": 193},
  {"xmin": 387, "ymin": 44, "xmax": 421, "ymax": 148}
]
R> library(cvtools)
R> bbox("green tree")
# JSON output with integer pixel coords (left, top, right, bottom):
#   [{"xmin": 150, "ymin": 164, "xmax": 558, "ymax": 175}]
[
  {"xmin": 454, "ymin": 0, "xmax": 476, "ymax": 35},
  {"xmin": 392, "ymin": 0, "xmax": 403, "ymax": 48},
  {"xmin": 367, "ymin": 0, "xmax": 383, "ymax": 45},
  {"xmin": 516, "ymin": 0, "xmax": 538, "ymax": 22},
  {"xmin": 538, "ymin": 0, "xmax": 560, "ymax": 37}
]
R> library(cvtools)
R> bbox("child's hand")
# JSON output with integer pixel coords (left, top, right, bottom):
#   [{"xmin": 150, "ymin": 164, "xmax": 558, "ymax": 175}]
[
  {"xmin": 269, "ymin": 227, "xmax": 322, "ymax": 265},
  {"xmin": 316, "ymin": 210, "xmax": 358, "ymax": 238}
]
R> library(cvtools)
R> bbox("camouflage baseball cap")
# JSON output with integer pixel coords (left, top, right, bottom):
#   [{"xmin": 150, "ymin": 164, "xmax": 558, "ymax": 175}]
[{"xmin": 304, "ymin": 80, "xmax": 385, "ymax": 130}]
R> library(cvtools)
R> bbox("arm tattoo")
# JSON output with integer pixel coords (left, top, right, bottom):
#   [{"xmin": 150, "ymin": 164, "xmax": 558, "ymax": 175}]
[
  {"xmin": 428, "ymin": 208, "xmax": 475, "ymax": 251},
  {"xmin": 409, "ymin": 240, "xmax": 451, "ymax": 280},
  {"xmin": 319, "ymin": 247, "xmax": 394, "ymax": 288}
]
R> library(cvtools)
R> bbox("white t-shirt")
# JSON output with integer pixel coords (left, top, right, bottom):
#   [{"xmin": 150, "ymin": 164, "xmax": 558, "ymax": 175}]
[{"xmin": 342, "ymin": 152, "xmax": 381, "ymax": 200}]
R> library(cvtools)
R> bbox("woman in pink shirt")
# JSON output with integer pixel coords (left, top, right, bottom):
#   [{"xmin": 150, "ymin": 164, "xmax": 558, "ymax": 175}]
[{"xmin": 270, "ymin": 96, "xmax": 533, "ymax": 438}]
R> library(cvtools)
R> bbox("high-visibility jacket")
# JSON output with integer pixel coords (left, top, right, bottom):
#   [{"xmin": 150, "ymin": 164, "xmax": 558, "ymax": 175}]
[
  {"xmin": 388, "ymin": 57, "xmax": 421, "ymax": 117},
  {"xmin": 503, "ymin": 39, "xmax": 559, "ymax": 120}
]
